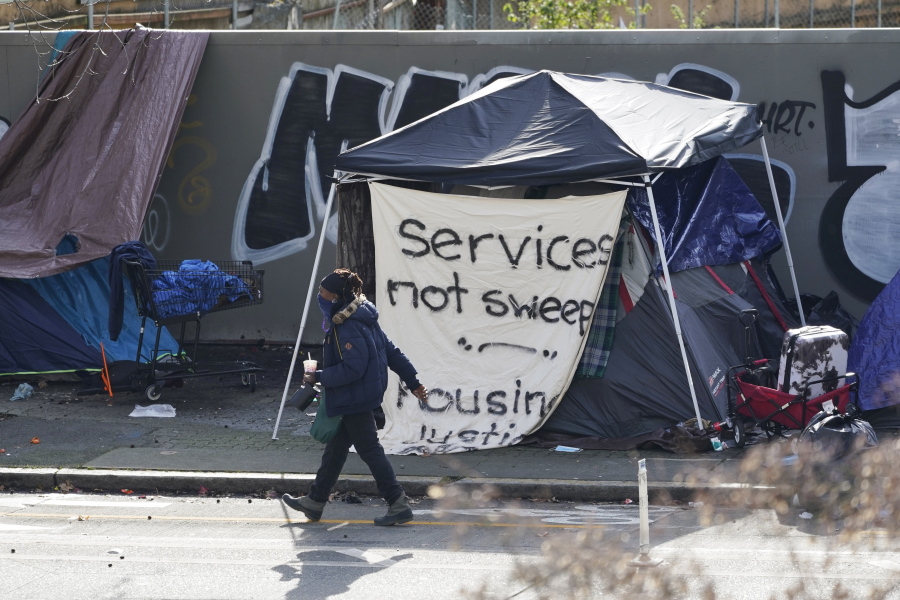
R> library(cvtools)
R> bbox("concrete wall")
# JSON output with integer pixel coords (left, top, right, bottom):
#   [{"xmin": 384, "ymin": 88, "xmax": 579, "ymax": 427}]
[{"xmin": 1, "ymin": 29, "xmax": 898, "ymax": 343}]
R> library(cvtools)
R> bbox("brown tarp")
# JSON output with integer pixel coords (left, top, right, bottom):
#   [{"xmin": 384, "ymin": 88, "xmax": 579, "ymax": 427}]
[{"xmin": 0, "ymin": 28, "xmax": 208, "ymax": 278}]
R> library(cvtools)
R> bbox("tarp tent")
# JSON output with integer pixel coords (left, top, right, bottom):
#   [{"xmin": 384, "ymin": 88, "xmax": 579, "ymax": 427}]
[
  {"xmin": 273, "ymin": 70, "xmax": 803, "ymax": 443},
  {"xmin": 848, "ymin": 268, "xmax": 900, "ymax": 424},
  {"xmin": 537, "ymin": 156, "xmax": 795, "ymax": 439},
  {"xmin": 0, "ymin": 279, "xmax": 103, "ymax": 377},
  {"xmin": 0, "ymin": 28, "xmax": 208, "ymax": 278},
  {"xmin": 0, "ymin": 256, "xmax": 180, "ymax": 377},
  {"xmin": 544, "ymin": 218, "xmax": 795, "ymax": 439},
  {"xmin": 0, "ymin": 29, "xmax": 207, "ymax": 376}
]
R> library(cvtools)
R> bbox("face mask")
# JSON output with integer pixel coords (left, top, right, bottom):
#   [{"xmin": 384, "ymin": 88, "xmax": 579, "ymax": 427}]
[{"xmin": 318, "ymin": 294, "xmax": 335, "ymax": 330}]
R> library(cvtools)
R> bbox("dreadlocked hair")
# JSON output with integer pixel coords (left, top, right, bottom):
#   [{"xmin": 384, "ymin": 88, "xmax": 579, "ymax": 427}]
[{"xmin": 332, "ymin": 268, "xmax": 364, "ymax": 300}]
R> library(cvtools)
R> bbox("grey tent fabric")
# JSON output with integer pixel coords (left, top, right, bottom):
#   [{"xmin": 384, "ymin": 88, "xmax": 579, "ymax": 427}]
[
  {"xmin": 0, "ymin": 29, "xmax": 208, "ymax": 279},
  {"xmin": 336, "ymin": 70, "xmax": 762, "ymax": 187},
  {"xmin": 708, "ymin": 259, "xmax": 798, "ymax": 360},
  {"xmin": 541, "ymin": 253, "xmax": 792, "ymax": 440}
]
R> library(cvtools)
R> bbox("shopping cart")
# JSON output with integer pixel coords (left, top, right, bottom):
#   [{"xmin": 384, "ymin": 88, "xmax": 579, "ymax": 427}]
[{"xmin": 122, "ymin": 259, "xmax": 265, "ymax": 401}]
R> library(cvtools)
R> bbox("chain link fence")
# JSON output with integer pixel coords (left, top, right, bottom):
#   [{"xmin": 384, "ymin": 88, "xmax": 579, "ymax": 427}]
[
  {"xmin": 329, "ymin": 0, "xmax": 534, "ymax": 30},
  {"xmin": 322, "ymin": 0, "xmax": 900, "ymax": 28},
  {"xmin": 687, "ymin": 0, "xmax": 900, "ymax": 28}
]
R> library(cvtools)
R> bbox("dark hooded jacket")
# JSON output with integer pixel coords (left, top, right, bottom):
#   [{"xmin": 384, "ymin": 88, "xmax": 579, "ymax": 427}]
[{"xmin": 318, "ymin": 296, "xmax": 421, "ymax": 418}]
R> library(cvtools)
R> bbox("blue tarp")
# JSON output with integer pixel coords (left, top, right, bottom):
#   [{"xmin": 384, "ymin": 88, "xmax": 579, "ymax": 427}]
[
  {"xmin": 23, "ymin": 256, "xmax": 180, "ymax": 365},
  {"xmin": 627, "ymin": 156, "xmax": 783, "ymax": 273},
  {"xmin": 152, "ymin": 260, "xmax": 251, "ymax": 319},
  {"xmin": 848, "ymin": 269, "xmax": 900, "ymax": 410},
  {"xmin": 0, "ymin": 278, "xmax": 102, "ymax": 375}
]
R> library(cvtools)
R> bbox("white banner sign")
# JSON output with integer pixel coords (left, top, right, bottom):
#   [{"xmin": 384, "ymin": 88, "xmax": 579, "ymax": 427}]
[{"xmin": 370, "ymin": 182, "xmax": 627, "ymax": 454}]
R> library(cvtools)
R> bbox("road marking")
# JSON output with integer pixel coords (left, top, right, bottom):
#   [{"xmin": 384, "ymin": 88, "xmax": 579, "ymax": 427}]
[
  {"xmin": 326, "ymin": 522, "xmax": 349, "ymax": 531},
  {"xmin": 0, "ymin": 498, "xmax": 170, "ymax": 508},
  {"xmin": 416, "ymin": 505, "xmax": 677, "ymax": 525},
  {"xmin": 335, "ymin": 548, "xmax": 396, "ymax": 566},
  {"xmin": 871, "ymin": 560, "xmax": 900, "ymax": 572},
  {"xmin": 0, "ymin": 512, "xmax": 601, "ymax": 528},
  {"xmin": 2, "ymin": 553, "xmax": 898, "ymax": 581},
  {"xmin": 654, "ymin": 547, "xmax": 900, "ymax": 561},
  {"xmin": 0, "ymin": 535, "xmax": 530, "ymax": 566},
  {"xmin": 668, "ymin": 569, "xmax": 899, "ymax": 581},
  {"xmin": 0, "ymin": 553, "xmax": 517, "ymax": 570},
  {"xmin": 0, "ymin": 524, "xmax": 68, "ymax": 531}
]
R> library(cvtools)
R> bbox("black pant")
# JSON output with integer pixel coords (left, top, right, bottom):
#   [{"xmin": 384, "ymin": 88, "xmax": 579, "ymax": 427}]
[{"xmin": 309, "ymin": 409, "xmax": 403, "ymax": 505}]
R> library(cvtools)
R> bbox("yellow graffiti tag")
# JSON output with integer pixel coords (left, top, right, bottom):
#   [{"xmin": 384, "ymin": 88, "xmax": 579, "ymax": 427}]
[{"xmin": 167, "ymin": 136, "xmax": 218, "ymax": 216}]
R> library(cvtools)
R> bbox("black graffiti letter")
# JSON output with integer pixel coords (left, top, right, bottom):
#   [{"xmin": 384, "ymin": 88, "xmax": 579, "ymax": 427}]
[
  {"xmin": 399, "ymin": 219, "xmax": 430, "ymax": 257},
  {"xmin": 482, "ymin": 290, "xmax": 508, "ymax": 317},
  {"xmin": 546, "ymin": 236, "xmax": 570, "ymax": 271},
  {"xmin": 498, "ymin": 235, "xmax": 531, "ymax": 268},
  {"xmin": 486, "ymin": 391, "xmax": 508, "ymax": 415}
]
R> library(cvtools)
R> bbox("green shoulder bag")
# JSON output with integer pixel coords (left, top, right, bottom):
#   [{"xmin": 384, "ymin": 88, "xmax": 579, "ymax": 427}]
[
  {"xmin": 309, "ymin": 328, "xmax": 345, "ymax": 444},
  {"xmin": 309, "ymin": 390, "xmax": 342, "ymax": 444}
]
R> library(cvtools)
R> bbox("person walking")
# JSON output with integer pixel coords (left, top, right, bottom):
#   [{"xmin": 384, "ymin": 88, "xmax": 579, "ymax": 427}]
[{"xmin": 282, "ymin": 268, "xmax": 428, "ymax": 526}]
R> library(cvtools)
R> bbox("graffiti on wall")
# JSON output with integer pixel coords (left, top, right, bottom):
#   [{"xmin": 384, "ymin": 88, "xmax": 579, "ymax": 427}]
[
  {"xmin": 168, "ymin": 95, "xmax": 218, "ymax": 217},
  {"xmin": 654, "ymin": 63, "xmax": 796, "ymax": 227},
  {"xmin": 821, "ymin": 70, "xmax": 899, "ymax": 301},
  {"xmin": 141, "ymin": 193, "xmax": 172, "ymax": 253},
  {"xmin": 235, "ymin": 61, "xmax": 804, "ymax": 274},
  {"xmin": 232, "ymin": 65, "xmax": 536, "ymax": 265},
  {"xmin": 141, "ymin": 95, "xmax": 214, "ymax": 253}
]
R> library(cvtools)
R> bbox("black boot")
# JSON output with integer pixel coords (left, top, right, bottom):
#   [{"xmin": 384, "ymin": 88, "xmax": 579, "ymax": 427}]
[
  {"xmin": 281, "ymin": 494, "xmax": 326, "ymax": 522},
  {"xmin": 374, "ymin": 493, "xmax": 413, "ymax": 526}
]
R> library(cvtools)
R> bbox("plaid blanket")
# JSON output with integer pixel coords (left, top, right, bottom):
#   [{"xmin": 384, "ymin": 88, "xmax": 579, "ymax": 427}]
[{"xmin": 575, "ymin": 220, "xmax": 628, "ymax": 379}]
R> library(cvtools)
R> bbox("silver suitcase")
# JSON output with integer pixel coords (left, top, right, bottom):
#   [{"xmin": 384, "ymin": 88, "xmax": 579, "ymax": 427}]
[{"xmin": 777, "ymin": 325, "xmax": 849, "ymax": 399}]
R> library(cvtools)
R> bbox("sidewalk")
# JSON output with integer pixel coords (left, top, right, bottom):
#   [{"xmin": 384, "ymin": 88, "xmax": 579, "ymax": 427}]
[{"xmin": 0, "ymin": 345, "xmax": 762, "ymax": 504}]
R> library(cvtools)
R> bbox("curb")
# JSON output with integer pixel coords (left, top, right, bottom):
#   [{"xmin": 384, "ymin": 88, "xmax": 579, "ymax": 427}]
[{"xmin": 0, "ymin": 467, "xmax": 775, "ymax": 505}]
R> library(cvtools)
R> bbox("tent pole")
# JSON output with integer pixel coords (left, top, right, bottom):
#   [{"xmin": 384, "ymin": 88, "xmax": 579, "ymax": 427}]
[
  {"xmin": 760, "ymin": 137, "xmax": 805, "ymax": 327},
  {"xmin": 643, "ymin": 175, "xmax": 705, "ymax": 427},
  {"xmin": 271, "ymin": 186, "xmax": 337, "ymax": 440}
]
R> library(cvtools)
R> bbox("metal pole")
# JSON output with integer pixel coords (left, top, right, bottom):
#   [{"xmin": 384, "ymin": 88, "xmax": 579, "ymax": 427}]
[
  {"xmin": 629, "ymin": 458, "xmax": 662, "ymax": 567},
  {"xmin": 87, "ymin": 0, "xmax": 93, "ymax": 30},
  {"xmin": 760, "ymin": 138, "xmax": 806, "ymax": 327},
  {"xmin": 764, "ymin": 0, "xmax": 768, "ymax": 26},
  {"xmin": 851, "ymin": 0, "xmax": 855, "ymax": 27},
  {"xmin": 635, "ymin": 0, "xmax": 640, "ymax": 27},
  {"xmin": 809, "ymin": 0, "xmax": 813, "ymax": 27},
  {"xmin": 688, "ymin": 0, "xmax": 693, "ymax": 27},
  {"xmin": 877, "ymin": 0, "xmax": 882, "ymax": 26},
  {"xmin": 473, "ymin": 0, "xmax": 477, "ymax": 28},
  {"xmin": 164, "ymin": 0, "xmax": 170, "ymax": 28},
  {"xmin": 643, "ymin": 175, "xmax": 705, "ymax": 427},
  {"xmin": 638, "ymin": 458, "xmax": 650, "ymax": 556},
  {"xmin": 489, "ymin": 0, "xmax": 493, "ymax": 28},
  {"xmin": 272, "ymin": 186, "xmax": 337, "ymax": 440},
  {"xmin": 232, "ymin": 0, "xmax": 238, "ymax": 29},
  {"xmin": 774, "ymin": 0, "xmax": 779, "ymax": 27},
  {"xmin": 734, "ymin": 0, "xmax": 739, "ymax": 27}
]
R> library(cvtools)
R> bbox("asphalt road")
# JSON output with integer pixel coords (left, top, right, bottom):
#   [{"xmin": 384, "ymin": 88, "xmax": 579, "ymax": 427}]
[{"xmin": 2, "ymin": 491, "xmax": 899, "ymax": 599}]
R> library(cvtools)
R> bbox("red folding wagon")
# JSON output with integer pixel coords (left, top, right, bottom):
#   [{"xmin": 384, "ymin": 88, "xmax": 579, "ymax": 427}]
[{"xmin": 726, "ymin": 358, "xmax": 858, "ymax": 447}]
